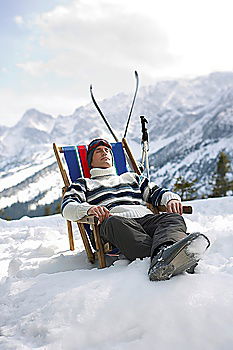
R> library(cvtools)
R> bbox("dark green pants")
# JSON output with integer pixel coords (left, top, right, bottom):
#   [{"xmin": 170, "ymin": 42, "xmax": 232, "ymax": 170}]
[{"xmin": 100, "ymin": 213, "xmax": 187, "ymax": 261}]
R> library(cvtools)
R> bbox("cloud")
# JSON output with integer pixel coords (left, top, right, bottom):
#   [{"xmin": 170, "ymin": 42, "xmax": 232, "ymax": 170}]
[
  {"xmin": 7, "ymin": 0, "xmax": 233, "ymax": 127},
  {"xmin": 15, "ymin": 0, "xmax": 177, "ymax": 103},
  {"xmin": 14, "ymin": 15, "xmax": 24, "ymax": 25},
  {"xmin": 35, "ymin": 0, "xmax": 169, "ymax": 62},
  {"xmin": 17, "ymin": 0, "xmax": 233, "ymax": 80},
  {"xmin": 1, "ymin": 67, "xmax": 8, "ymax": 73},
  {"xmin": 17, "ymin": 61, "xmax": 48, "ymax": 76},
  {"xmin": 17, "ymin": 1, "xmax": 174, "ymax": 84}
]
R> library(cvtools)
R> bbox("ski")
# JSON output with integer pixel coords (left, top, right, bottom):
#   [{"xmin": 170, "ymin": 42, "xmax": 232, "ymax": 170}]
[
  {"xmin": 123, "ymin": 71, "xmax": 139, "ymax": 138},
  {"xmin": 90, "ymin": 84, "xmax": 119, "ymax": 142},
  {"xmin": 90, "ymin": 72, "xmax": 140, "ymax": 172}
]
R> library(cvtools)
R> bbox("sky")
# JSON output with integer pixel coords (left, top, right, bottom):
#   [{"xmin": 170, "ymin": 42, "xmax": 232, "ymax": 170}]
[{"xmin": 1, "ymin": 0, "xmax": 233, "ymax": 127}]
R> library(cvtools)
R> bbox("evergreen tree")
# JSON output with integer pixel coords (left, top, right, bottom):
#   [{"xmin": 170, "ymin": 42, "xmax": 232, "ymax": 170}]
[
  {"xmin": 44, "ymin": 205, "xmax": 51, "ymax": 216},
  {"xmin": 0, "ymin": 209, "xmax": 11, "ymax": 221},
  {"xmin": 211, "ymin": 151, "xmax": 233, "ymax": 197},
  {"xmin": 173, "ymin": 176, "xmax": 197, "ymax": 201},
  {"xmin": 55, "ymin": 202, "xmax": 61, "ymax": 214}
]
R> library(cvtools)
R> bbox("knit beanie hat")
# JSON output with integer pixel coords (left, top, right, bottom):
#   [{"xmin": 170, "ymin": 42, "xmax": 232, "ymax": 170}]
[{"xmin": 87, "ymin": 138, "xmax": 113, "ymax": 168}]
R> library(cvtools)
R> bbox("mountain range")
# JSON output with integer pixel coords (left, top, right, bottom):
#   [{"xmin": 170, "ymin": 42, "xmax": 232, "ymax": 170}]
[{"xmin": 0, "ymin": 71, "xmax": 233, "ymax": 219}]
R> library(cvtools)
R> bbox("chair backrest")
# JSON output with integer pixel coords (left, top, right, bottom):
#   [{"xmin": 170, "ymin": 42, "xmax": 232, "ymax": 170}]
[{"xmin": 62, "ymin": 141, "xmax": 128, "ymax": 183}]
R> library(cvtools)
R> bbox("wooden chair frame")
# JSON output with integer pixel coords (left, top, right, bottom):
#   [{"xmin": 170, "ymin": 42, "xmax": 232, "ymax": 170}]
[{"xmin": 53, "ymin": 138, "xmax": 192, "ymax": 268}]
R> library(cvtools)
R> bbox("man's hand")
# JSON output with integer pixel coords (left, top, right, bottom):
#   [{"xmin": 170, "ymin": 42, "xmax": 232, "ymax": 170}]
[
  {"xmin": 166, "ymin": 199, "xmax": 183, "ymax": 215},
  {"xmin": 87, "ymin": 205, "xmax": 112, "ymax": 223}
]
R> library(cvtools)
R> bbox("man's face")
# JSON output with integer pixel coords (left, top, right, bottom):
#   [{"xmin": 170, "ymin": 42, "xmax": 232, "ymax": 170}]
[{"xmin": 91, "ymin": 145, "xmax": 113, "ymax": 168}]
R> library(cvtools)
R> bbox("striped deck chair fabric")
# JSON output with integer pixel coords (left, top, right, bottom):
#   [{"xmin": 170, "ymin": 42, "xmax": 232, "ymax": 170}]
[
  {"xmin": 62, "ymin": 141, "xmax": 128, "ymax": 182},
  {"xmin": 62, "ymin": 141, "xmax": 128, "ymax": 258}
]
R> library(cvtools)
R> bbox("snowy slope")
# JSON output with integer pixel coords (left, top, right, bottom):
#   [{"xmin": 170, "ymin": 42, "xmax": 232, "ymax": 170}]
[
  {"xmin": 0, "ymin": 196, "xmax": 233, "ymax": 350},
  {"xmin": 1, "ymin": 71, "xmax": 233, "ymax": 219}
]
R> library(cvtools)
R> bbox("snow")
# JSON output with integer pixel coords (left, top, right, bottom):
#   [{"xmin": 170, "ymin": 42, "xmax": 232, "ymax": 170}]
[
  {"xmin": 0, "ymin": 153, "xmax": 55, "ymax": 193},
  {"xmin": 1, "ymin": 196, "xmax": 233, "ymax": 349}
]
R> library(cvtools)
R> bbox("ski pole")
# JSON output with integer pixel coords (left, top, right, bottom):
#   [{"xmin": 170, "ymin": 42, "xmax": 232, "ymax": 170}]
[{"xmin": 140, "ymin": 115, "xmax": 150, "ymax": 180}]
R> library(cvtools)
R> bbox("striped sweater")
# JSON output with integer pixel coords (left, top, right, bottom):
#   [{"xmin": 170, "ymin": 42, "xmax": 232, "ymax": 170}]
[{"xmin": 62, "ymin": 167, "xmax": 181, "ymax": 221}]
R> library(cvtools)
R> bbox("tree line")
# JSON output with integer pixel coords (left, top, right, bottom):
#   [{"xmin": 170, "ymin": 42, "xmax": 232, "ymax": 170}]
[
  {"xmin": 1, "ymin": 150, "xmax": 232, "ymax": 221},
  {"xmin": 173, "ymin": 151, "xmax": 233, "ymax": 201}
]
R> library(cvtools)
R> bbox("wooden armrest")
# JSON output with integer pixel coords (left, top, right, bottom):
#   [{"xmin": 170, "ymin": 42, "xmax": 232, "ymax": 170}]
[
  {"xmin": 76, "ymin": 205, "xmax": 192, "ymax": 226},
  {"xmin": 62, "ymin": 186, "xmax": 69, "ymax": 196},
  {"xmin": 157, "ymin": 205, "xmax": 193, "ymax": 214},
  {"xmin": 76, "ymin": 215, "xmax": 99, "ymax": 224}
]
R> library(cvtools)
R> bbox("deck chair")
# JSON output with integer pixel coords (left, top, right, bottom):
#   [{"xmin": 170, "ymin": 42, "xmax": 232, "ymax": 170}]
[{"xmin": 53, "ymin": 138, "xmax": 192, "ymax": 268}]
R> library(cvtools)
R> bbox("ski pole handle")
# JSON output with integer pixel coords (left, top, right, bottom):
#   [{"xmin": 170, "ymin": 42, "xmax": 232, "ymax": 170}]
[{"xmin": 140, "ymin": 115, "xmax": 148, "ymax": 142}]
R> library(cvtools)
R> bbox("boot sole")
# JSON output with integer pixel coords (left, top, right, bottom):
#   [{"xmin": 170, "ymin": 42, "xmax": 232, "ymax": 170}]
[
  {"xmin": 149, "ymin": 264, "xmax": 175, "ymax": 281},
  {"xmin": 149, "ymin": 234, "xmax": 209, "ymax": 281}
]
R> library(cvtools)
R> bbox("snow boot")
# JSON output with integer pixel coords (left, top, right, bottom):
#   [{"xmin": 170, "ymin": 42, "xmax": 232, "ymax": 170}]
[{"xmin": 148, "ymin": 232, "xmax": 210, "ymax": 281}]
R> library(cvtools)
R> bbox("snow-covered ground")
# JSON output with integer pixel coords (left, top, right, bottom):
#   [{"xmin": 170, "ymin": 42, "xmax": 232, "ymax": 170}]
[{"xmin": 0, "ymin": 196, "xmax": 233, "ymax": 350}]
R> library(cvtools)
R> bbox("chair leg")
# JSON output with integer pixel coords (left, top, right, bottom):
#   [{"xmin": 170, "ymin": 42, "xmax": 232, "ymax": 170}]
[
  {"xmin": 77, "ymin": 223, "xmax": 95, "ymax": 264},
  {"xmin": 67, "ymin": 220, "xmax": 75, "ymax": 251},
  {"xmin": 92, "ymin": 223, "xmax": 106, "ymax": 268}
]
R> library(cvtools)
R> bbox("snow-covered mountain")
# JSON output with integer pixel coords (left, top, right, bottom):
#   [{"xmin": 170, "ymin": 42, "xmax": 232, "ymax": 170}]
[{"xmin": 0, "ymin": 71, "xmax": 233, "ymax": 219}]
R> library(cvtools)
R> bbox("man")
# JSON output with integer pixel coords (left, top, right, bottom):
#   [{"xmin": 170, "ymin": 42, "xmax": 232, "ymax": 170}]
[{"xmin": 62, "ymin": 138, "xmax": 210, "ymax": 281}]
